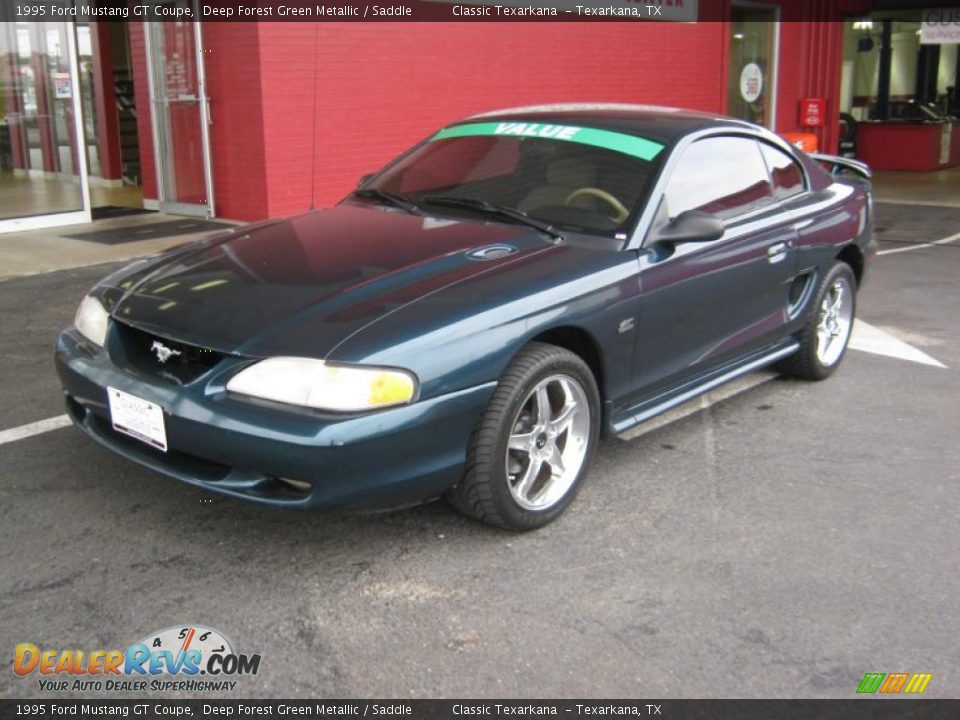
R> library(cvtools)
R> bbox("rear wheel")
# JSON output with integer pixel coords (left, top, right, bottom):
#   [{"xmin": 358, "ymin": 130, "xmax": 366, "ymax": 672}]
[
  {"xmin": 447, "ymin": 343, "xmax": 600, "ymax": 530},
  {"xmin": 779, "ymin": 261, "xmax": 857, "ymax": 380}
]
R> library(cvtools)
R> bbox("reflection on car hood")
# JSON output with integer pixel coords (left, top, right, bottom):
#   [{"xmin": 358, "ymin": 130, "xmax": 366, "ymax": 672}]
[{"xmin": 101, "ymin": 204, "xmax": 553, "ymax": 356}]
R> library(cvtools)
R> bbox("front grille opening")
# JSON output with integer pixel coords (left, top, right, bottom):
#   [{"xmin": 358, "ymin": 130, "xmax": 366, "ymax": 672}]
[
  {"xmin": 76, "ymin": 403, "xmax": 313, "ymax": 505},
  {"xmin": 65, "ymin": 395, "xmax": 87, "ymax": 423},
  {"xmin": 111, "ymin": 322, "xmax": 226, "ymax": 385},
  {"xmin": 87, "ymin": 412, "xmax": 232, "ymax": 482}
]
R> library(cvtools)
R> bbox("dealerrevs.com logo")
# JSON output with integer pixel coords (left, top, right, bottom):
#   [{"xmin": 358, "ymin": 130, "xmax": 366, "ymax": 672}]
[{"xmin": 14, "ymin": 625, "xmax": 262, "ymax": 693}]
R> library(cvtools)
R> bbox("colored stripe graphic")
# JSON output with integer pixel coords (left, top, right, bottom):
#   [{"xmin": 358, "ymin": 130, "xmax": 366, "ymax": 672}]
[
  {"xmin": 857, "ymin": 672, "xmax": 932, "ymax": 694},
  {"xmin": 904, "ymin": 673, "xmax": 933, "ymax": 694},
  {"xmin": 431, "ymin": 121, "xmax": 665, "ymax": 161},
  {"xmin": 879, "ymin": 672, "xmax": 909, "ymax": 693},
  {"xmin": 856, "ymin": 673, "xmax": 885, "ymax": 694}
]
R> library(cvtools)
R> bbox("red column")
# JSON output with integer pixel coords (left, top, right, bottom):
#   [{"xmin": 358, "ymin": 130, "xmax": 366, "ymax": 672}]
[
  {"xmin": 798, "ymin": 0, "xmax": 873, "ymax": 155},
  {"xmin": 57, "ymin": 27, "xmax": 80, "ymax": 178},
  {"xmin": 128, "ymin": 22, "xmax": 157, "ymax": 200},
  {"xmin": 797, "ymin": 19, "xmax": 843, "ymax": 155},
  {"xmin": 717, "ymin": 11, "xmax": 731, "ymax": 116},
  {"xmin": 0, "ymin": 49, "xmax": 27, "ymax": 170},
  {"xmin": 30, "ymin": 29, "xmax": 58, "ymax": 174},
  {"xmin": 90, "ymin": 21, "xmax": 121, "ymax": 180},
  {"xmin": 809, "ymin": 22, "xmax": 835, "ymax": 155}
]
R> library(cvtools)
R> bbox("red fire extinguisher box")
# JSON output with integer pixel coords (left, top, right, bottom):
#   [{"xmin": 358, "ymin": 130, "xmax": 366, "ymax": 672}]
[
  {"xmin": 800, "ymin": 98, "xmax": 826, "ymax": 128},
  {"xmin": 780, "ymin": 132, "xmax": 818, "ymax": 153}
]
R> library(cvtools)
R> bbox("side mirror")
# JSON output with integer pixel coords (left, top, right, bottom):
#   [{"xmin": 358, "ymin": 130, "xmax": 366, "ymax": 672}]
[
  {"xmin": 653, "ymin": 209, "xmax": 724, "ymax": 244},
  {"xmin": 357, "ymin": 173, "xmax": 375, "ymax": 189}
]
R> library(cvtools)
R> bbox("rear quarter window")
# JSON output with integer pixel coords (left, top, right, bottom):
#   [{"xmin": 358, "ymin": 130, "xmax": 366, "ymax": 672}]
[{"xmin": 758, "ymin": 142, "xmax": 805, "ymax": 200}]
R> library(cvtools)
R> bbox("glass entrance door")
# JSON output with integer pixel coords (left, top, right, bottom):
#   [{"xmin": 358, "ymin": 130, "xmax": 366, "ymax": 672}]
[
  {"xmin": 0, "ymin": 20, "xmax": 90, "ymax": 233},
  {"xmin": 146, "ymin": 19, "xmax": 214, "ymax": 217},
  {"xmin": 728, "ymin": 3, "xmax": 779, "ymax": 129}
]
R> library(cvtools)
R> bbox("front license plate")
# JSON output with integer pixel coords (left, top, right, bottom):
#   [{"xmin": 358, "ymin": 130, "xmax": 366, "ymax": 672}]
[{"xmin": 107, "ymin": 386, "xmax": 167, "ymax": 452}]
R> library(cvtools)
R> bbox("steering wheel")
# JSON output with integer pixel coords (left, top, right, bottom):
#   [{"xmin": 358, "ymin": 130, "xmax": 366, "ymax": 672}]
[{"xmin": 564, "ymin": 187, "xmax": 630, "ymax": 223}]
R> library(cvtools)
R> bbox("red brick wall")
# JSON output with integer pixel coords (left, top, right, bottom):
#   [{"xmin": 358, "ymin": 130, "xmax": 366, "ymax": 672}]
[
  {"xmin": 131, "ymin": 13, "xmax": 852, "ymax": 222},
  {"xmin": 203, "ymin": 22, "xmax": 269, "ymax": 219},
  {"xmin": 258, "ymin": 21, "xmax": 729, "ymax": 217}
]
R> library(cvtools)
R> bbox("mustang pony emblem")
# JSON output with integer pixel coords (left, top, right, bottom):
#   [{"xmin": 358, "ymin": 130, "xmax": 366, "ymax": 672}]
[{"xmin": 150, "ymin": 340, "xmax": 182, "ymax": 364}]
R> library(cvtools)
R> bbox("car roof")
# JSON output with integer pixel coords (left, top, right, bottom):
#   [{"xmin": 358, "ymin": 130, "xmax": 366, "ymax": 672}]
[{"xmin": 462, "ymin": 103, "xmax": 756, "ymax": 146}]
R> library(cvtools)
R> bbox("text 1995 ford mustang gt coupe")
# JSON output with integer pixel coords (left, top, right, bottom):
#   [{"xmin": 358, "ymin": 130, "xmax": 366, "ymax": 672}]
[{"xmin": 56, "ymin": 104, "xmax": 875, "ymax": 530}]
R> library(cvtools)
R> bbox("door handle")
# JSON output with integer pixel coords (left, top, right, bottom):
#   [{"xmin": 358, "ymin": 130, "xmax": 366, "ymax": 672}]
[{"xmin": 767, "ymin": 242, "xmax": 788, "ymax": 264}]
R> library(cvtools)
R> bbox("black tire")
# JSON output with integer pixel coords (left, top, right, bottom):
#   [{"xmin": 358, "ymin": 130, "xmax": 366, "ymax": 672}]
[
  {"xmin": 838, "ymin": 112, "xmax": 858, "ymax": 143},
  {"xmin": 778, "ymin": 261, "xmax": 857, "ymax": 381},
  {"xmin": 447, "ymin": 342, "xmax": 601, "ymax": 531}
]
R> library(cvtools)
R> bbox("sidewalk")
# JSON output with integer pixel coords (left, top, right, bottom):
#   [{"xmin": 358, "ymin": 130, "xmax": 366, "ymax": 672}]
[
  {"xmin": 0, "ymin": 213, "xmax": 243, "ymax": 282},
  {"xmin": 872, "ymin": 167, "xmax": 960, "ymax": 208}
]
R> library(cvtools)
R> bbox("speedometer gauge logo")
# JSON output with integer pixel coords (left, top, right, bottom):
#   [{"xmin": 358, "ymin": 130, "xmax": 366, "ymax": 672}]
[
  {"xmin": 127, "ymin": 624, "xmax": 260, "ymax": 677},
  {"xmin": 137, "ymin": 625, "xmax": 235, "ymax": 671}
]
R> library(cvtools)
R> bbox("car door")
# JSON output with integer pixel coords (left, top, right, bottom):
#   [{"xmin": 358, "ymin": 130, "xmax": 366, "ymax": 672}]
[{"xmin": 628, "ymin": 135, "xmax": 802, "ymax": 398}]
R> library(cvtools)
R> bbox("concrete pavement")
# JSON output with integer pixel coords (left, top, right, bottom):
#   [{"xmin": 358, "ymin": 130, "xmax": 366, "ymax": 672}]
[{"xmin": 0, "ymin": 202, "xmax": 957, "ymax": 699}]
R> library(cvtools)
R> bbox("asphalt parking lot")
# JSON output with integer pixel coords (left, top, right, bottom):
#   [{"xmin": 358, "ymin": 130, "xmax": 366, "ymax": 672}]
[{"xmin": 1, "ymin": 201, "xmax": 958, "ymax": 700}]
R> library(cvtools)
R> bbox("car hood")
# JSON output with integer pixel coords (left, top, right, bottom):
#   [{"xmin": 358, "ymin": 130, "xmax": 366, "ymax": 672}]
[{"xmin": 101, "ymin": 203, "xmax": 553, "ymax": 356}]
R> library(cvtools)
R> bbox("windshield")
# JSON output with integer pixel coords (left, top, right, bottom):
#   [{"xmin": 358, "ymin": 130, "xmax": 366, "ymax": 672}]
[{"xmin": 363, "ymin": 122, "xmax": 666, "ymax": 236}]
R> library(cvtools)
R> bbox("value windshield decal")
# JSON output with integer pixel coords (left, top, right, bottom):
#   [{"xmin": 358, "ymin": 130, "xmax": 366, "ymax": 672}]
[{"xmin": 431, "ymin": 121, "xmax": 665, "ymax": 161}]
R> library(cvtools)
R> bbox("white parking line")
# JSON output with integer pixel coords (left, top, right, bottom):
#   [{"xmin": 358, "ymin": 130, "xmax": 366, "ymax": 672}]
[
  {"xmin": 0, "ymin": 414, "xmax": 71, "ymax": 447},
  {"xmin": 877, "ymin": 231, "xmax": 960, "ymax": 256},
  {"xmin": 848, "ymin": 320, "xmax": 947, "ymax": 368}
]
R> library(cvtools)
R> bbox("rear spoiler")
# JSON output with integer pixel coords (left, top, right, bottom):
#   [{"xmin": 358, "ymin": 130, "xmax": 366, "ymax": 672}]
[{"xmin": 808, "ymin": 153, "xmax": 873, "ymax": 181}]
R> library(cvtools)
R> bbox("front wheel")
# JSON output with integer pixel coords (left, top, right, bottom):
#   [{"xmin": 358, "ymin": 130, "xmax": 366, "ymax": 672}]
[
  {"xmin": 447, "ymin": 342, "xmax": 601, "ymax": 531},
  {"xmin": 779, "ymin": 261, "xmax": 857, "ymax": 380}
]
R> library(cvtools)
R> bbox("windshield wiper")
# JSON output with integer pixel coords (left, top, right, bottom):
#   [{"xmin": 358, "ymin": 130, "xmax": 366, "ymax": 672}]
[
  {"xmin": 351, "ymin": 188, "xmax": 423, "ymax": 215},
  {"xmin": 420, "ymin": 195, "xmax": 563, "ymax": 241}
]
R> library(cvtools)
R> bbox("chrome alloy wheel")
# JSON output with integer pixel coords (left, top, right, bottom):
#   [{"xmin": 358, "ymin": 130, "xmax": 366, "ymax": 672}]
[
  {"xmin": 505, "ymin": 374, "xmax": 591, "ymax": 512},
  {"xmin": 816, "ymin": 276, "xmax": 854, "ymax": 366}
]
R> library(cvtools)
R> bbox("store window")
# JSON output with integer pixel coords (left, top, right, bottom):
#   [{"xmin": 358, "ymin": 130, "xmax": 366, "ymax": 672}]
[
  {"xmin": 0, "ymin": 21, "xmax": 88, "ymax": 228},
  {"xmin": 727, "ymin": 4, "xmax": 779, "ymax": 129}
]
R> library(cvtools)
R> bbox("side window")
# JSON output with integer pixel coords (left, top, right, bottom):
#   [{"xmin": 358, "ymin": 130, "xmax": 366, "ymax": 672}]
[
  {"xmin": 662, "ymin": 137, "xmax": 773, "ymax": 220},
  {"xmin": 758, "ymin": 142, "xmax": 805, "ymax": 200}
]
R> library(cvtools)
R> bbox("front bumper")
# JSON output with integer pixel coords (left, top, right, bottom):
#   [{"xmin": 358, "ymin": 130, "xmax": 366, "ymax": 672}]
[{"xmin": 55, "ymin": 328, "xmax": 495, "ymax": 511}]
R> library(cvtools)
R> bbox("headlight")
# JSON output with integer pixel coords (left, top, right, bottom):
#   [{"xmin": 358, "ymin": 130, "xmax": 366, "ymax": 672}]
[
  {"xmin": 226, "ymin": 357, "xmax": 417, "ymax": 412},
  {"xmin": 74, "ymin": 295, "xmax": 110, "ymax": 347}
]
